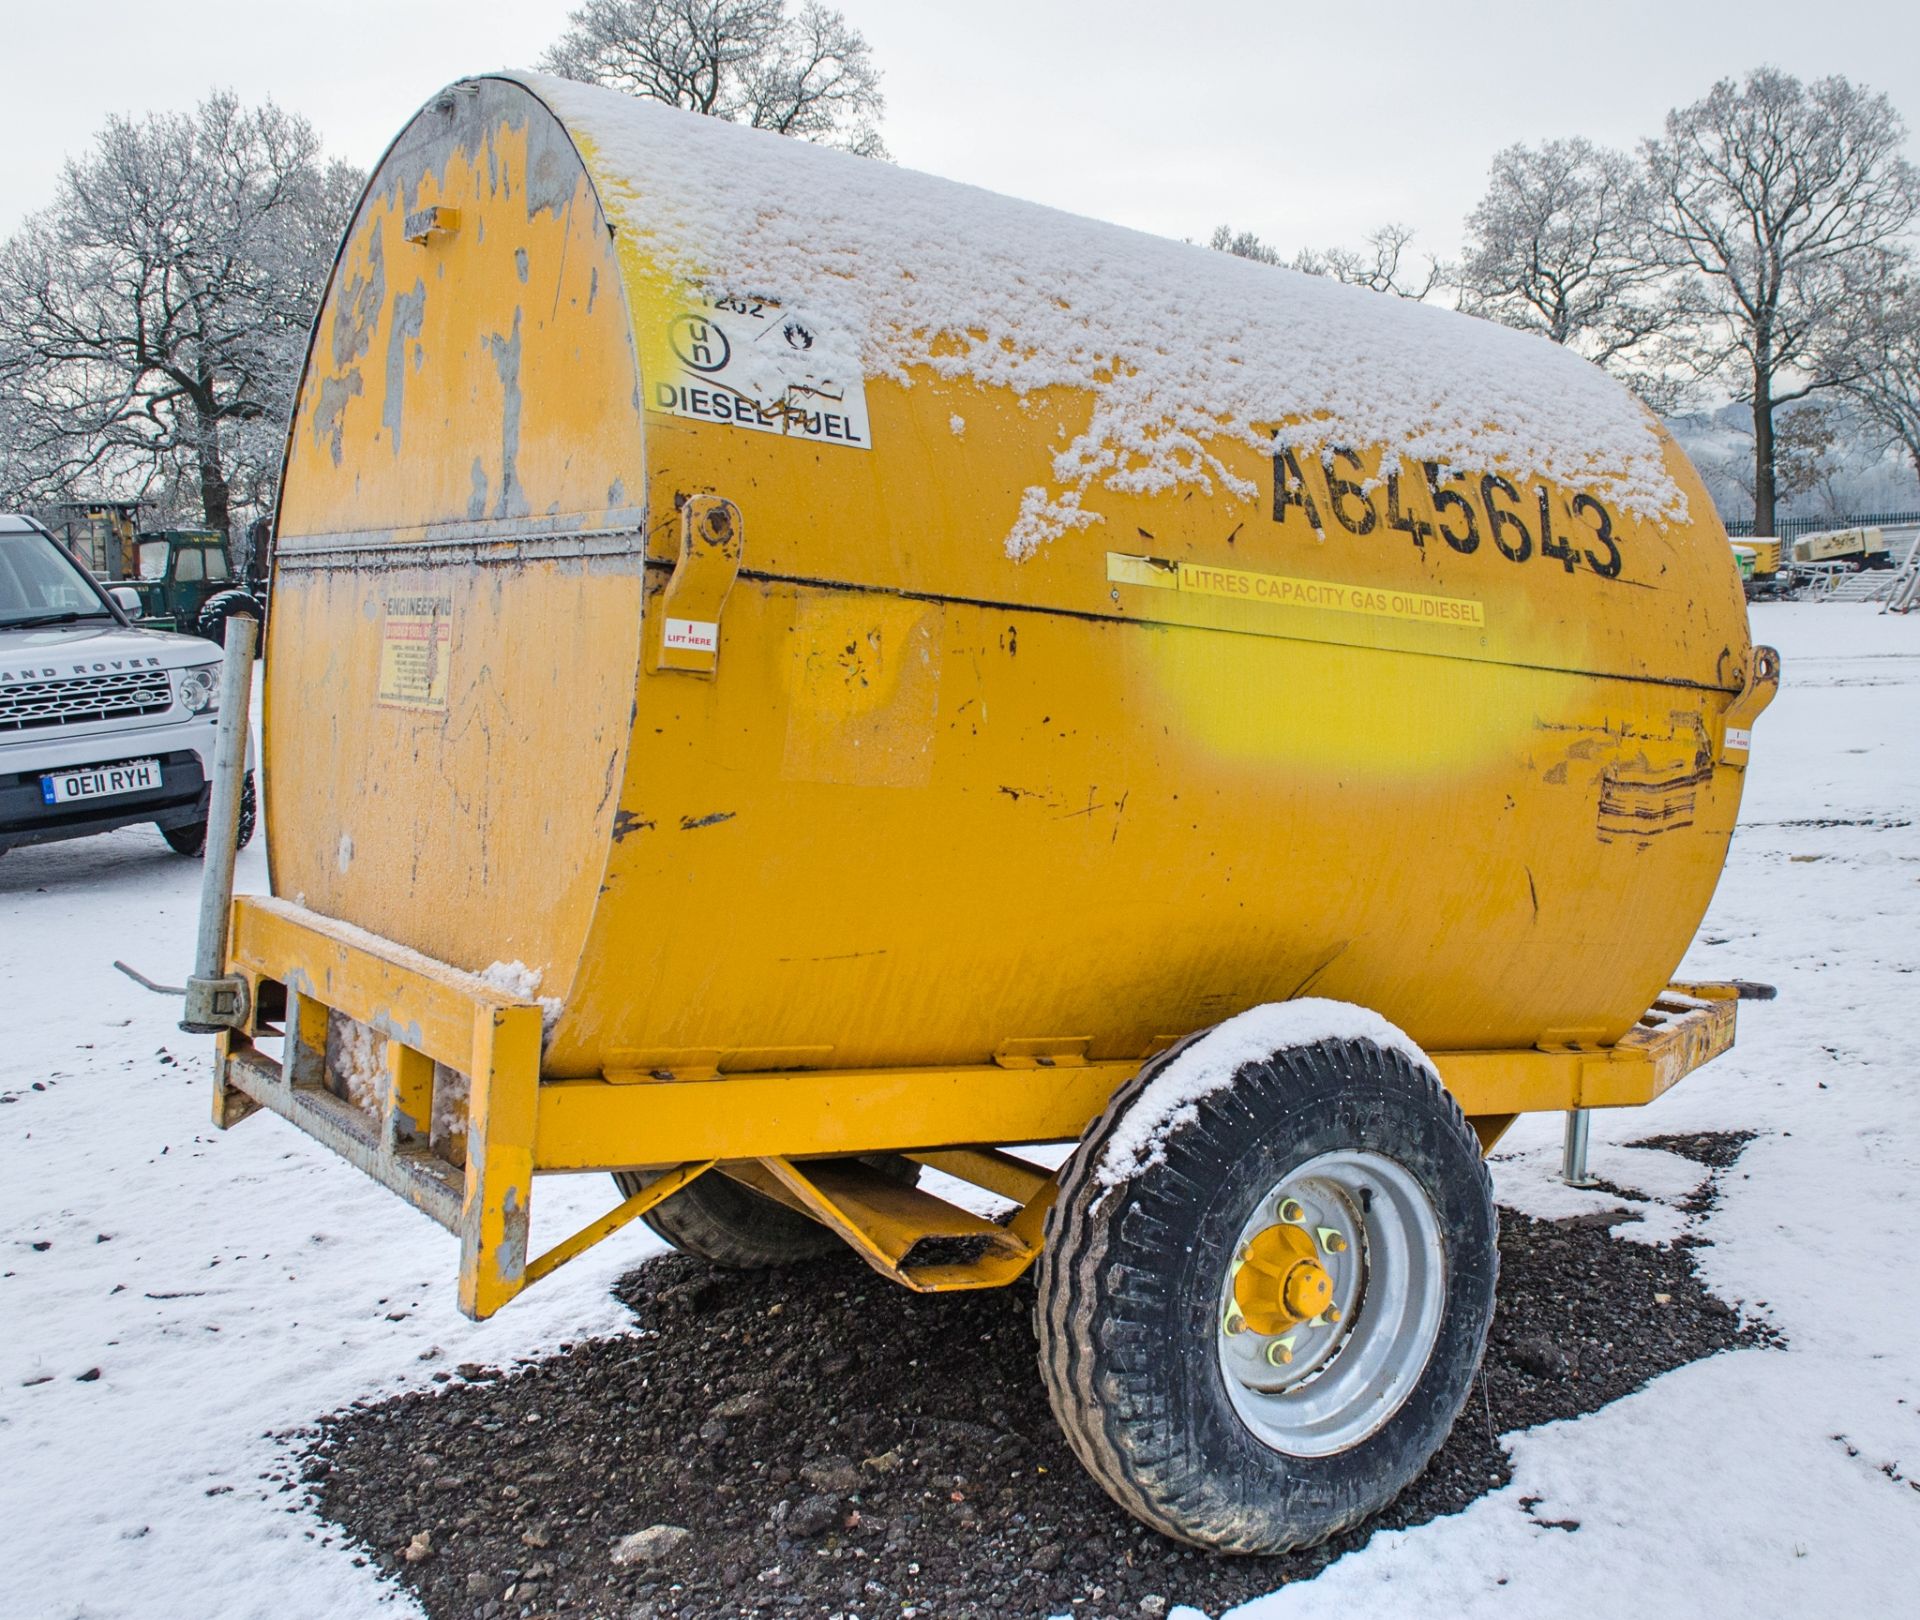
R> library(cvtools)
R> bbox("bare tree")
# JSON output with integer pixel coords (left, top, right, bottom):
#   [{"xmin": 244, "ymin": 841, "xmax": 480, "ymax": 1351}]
[
  {"xmin": 542, "ymin": 0, "xmax": 887, "ymax": 156},
  {"xmin": 1777, "ymin": 405, "xmax": 1843, "ymax": 503},
  {"xmin": 1291, "ymin": 223, "xmax": 1445, "ymax": 301},
  {"xmin": 0, "ymin": 93, "xmax": 359, "ymax": 534},
  {"xmin": 1644, "ymin": 68, "xmax": 1920, "ymax": 535},
  {"xmin": 1208, "ymin": 225, "xmax": 1282, "ymax": 265},
  {"xmin": 1839, "ymin": 274, "xmax": 1920, "ymax": 488},
  {"xmin": 1458, "ymin": 138, "xmax": 1666, "ymax": 366}
]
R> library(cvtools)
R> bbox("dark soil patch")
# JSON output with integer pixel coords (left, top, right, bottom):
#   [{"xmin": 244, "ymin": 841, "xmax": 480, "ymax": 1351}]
[
  {"xmin": 1755, "ymin": 816, "xmax": 1910, "ymax": 830},
  {"xmin": 305, "ymin": 1175, "xmax": 1772, "ymax": 1620},
  {"xmin": 1628, "ymin": 1129, "xmax": 1758, "ymax": 1172},
  {"xmin": 1628, "ymin": 1131, "xmax": 1762, "ymax": 1218}
]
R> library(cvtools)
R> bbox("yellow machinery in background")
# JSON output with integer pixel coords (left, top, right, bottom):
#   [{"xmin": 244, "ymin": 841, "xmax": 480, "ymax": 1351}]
[
  {"xmin": 188, "ymin": 74, "xmax": 1778, "ymax": 1553},
  {"xmin": 1791, "ymin": 526, "xmax": 1890, "ymax": 567},
  {"xmin": 43, "ymin": 501, "xmax": 140, "ymax": 579}
]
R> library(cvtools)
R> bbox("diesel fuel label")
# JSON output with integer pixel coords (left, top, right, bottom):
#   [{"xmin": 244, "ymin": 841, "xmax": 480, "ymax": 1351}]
[
  {"xmin": 1107, "ymin": 553, "xmax": 1485, "ymax": 630},
  {"xmin": 651, "ymin": 293, "xmax": 872, "ymax": 449},
  {"xmin": 377, "ymin": 595, "xmax": 452, "ymax": 711}
]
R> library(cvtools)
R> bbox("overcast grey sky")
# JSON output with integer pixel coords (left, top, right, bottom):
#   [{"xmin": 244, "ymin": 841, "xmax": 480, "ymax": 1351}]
[{"xmin": 5, "ymin": 0, "xmax": 1918, "ymax": 256}]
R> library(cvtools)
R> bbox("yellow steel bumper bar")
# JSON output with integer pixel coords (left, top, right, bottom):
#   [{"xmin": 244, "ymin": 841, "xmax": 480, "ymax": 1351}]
[{"xmin": 213, "ymin": 895, "xmax": 1743, "ymax": 1318}]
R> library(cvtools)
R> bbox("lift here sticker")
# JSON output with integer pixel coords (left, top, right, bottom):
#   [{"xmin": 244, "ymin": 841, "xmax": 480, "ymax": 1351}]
[
  {"xmin": 649, "ymin": 293, "xmax": 872, "ymax": 450},
  {"xmin": 1106, "ymin": 553, "xmax": 1486, "ymax": 629}
]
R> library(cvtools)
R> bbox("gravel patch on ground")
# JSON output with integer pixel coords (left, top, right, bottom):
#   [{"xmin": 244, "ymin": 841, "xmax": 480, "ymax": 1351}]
[{"xmin": 302, "ymin": 1136, "xmax": 1772, "ymax": 1620}]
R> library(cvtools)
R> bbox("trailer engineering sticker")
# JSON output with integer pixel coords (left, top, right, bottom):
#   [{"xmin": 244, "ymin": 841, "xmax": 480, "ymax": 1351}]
[
  {"xmin": 649, "ymin": 293, "xmax": 871, "ymax": 450},
  {"xmin": 377, "ymin": 595, "xmax": 452, "ymax": 710},
  {"xmin": 1107, "ymin": 554, "xmax": 1486, "ymax": 630}
]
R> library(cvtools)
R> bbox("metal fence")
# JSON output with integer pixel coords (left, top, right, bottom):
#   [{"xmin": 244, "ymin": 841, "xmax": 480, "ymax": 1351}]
[{"xmin": 1724, "ymin": 511, "xmax": 1920, "ymax": 540}]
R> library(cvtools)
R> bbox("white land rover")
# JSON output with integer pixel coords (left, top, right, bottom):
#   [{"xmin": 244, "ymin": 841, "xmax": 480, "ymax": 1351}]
[{"xmin": 1, "ymin": 513, "xmax": 254, "ymax": 857}]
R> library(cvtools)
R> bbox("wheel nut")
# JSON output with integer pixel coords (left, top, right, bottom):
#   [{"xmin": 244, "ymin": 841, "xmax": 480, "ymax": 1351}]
[
  {"xmin": 1279, "ymin": 1198, "xmax": 1305, "ymax": 1223},
  {"xmin": 1265, "ymin": 1339, "xmax": 1294, "ymax": 1367},
  {"xmin": 1318, "ymin": 1227, "xmax": 1348, "ymax": 1254}
]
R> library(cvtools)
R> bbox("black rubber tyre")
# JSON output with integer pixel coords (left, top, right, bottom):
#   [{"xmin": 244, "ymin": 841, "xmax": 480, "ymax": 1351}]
[
  {"xmin": 615, "ymin": 1155, "xmax": 922, "ymax": 1269},
  {"xmin": 1036, "ymin": 1031, "xmax": 1497, "ymax": 1553},
  {"xmin": 161, "ymin": 770, "xmax": 256, "ymax": 857},
  {"xmin": 196, "ymin": 590, "xmax": 263, "ymax": 649}
]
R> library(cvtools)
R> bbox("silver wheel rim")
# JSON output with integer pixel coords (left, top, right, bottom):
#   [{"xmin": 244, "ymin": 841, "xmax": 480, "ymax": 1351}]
[{"xmin": 1215, "ymin": 1149, "xmax": 1446, "ymax": 1457}]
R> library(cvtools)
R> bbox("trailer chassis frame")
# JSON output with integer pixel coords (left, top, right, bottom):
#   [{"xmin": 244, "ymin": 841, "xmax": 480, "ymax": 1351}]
[{"xmin": 208, "ymin": 893, "xmax": 1754, "ymax": 1319}]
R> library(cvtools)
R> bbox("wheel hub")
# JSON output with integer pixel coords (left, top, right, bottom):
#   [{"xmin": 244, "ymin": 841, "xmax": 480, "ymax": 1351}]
[
  {"xmin": 1215, "ymin": 1150, "xmax": 1446, "ymax": 1457},
  {"xmin": 1231, "ymin": 1222, "xmax": 1334, "ymax": 1336}
]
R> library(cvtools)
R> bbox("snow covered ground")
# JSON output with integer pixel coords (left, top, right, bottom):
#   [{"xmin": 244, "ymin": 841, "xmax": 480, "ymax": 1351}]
[{"xmin": 3, "ymin": 605, "xmax": 1916, "ymax": 1619}]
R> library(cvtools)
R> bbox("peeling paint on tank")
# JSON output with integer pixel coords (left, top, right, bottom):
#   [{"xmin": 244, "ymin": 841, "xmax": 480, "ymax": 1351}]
[
  {"xmin": 468, "ymin": 458, "xmax": 489, "ymax": 521},
  {"xmin": 382, "ymin": 280, "xmax": 427, "ymax": 456},
  {"xmin": 487, "ymin": 309, "xmax": 529, "ymax": 520},
  {"xmin": 523, "ymin": 127, "xmax": 581, "ymax": 220},
  {"xmin": 611, "ymin": 808, "xmax": 655, "ymax": 841},
  {"xmin": 314, "ymin": 372, "xmax": 364, "ymax": 466},
  {"xmin": 514, "ymin": 248, "xmax": 529, "ymax": 284},
  {"xmin": 331, "ymin": 220, "xmax": 385, "ymax": 369}
]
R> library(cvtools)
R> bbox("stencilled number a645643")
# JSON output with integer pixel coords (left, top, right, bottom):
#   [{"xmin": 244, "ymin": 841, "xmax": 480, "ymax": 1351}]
[{"xmin": 1270, "ymin": 444, "xmax": 1624, "ymax": 581}]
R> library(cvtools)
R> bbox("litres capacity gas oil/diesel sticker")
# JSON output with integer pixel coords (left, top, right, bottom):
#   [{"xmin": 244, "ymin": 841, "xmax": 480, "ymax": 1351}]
[
  {"xmin": 1106, "ymin": 554, "xmax": 1485, "ymax": 629},
  {"xmin": 649, "ymin": 294, "xmax": 871, "ymax": 450},
  {"xmin": 377, "ymin": 595, "xmax": 452, "ymax": 710}
]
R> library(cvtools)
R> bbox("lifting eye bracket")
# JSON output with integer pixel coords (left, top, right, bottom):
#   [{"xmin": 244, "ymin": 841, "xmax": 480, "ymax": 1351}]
[
  {"xmin": 1718, "ymin": 642, "xmax": 1780, "ymax": 765},
  {"xmin": 403, "ymin": 205, "xmax": 460, "ymax": 244},
  {"xmin": 648, "ymin": 494, "xmax": 743, "ymax": 677}
]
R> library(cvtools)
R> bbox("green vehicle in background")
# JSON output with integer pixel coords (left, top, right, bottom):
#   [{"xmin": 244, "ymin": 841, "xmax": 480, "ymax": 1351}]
[
  {"xmin": 127, "ymin": 529, "xmax": 261, "ymax": 643},
  {"xmin": 39, "ymin": 504, "xmax": 265, "ymax": 645}
]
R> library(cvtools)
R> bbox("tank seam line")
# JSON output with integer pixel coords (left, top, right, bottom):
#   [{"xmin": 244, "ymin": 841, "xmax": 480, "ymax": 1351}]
[{"xmin": 718, "ymin": 564, "xmax": 1744, "ymax": 697}]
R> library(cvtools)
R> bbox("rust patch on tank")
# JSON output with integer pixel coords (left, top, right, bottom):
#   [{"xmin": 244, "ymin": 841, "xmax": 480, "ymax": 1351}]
[
  {"xmin": 1535, "ymin": 710, "xmax": 1716, "ymax": 848},
  {"xmin": 1596, "ymin": 764, "xmax": 1709, "ymax": 844},
  {"xmin": 1596, "ymin": 714, "xmax": 1714, "ymax": 846}
]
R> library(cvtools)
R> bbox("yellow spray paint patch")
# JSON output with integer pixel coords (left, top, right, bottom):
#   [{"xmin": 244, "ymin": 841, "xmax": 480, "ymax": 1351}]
[
  {"xmin": 780, "ymin": 592, "xmax": 942, "ymax": 789},
  {"xmin": 1108, "ymin": 553, "xmax": 1485, "ymax": 631},
  {"xmin": 1133, "ymin": 625, "xmax": 1531, "ymax": 780}
]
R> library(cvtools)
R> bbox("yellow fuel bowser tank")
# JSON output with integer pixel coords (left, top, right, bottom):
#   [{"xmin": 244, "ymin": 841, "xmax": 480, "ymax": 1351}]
[{"xmin": 199, "ymin": 73, "xmax": 1779, "ymax": 1554}]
